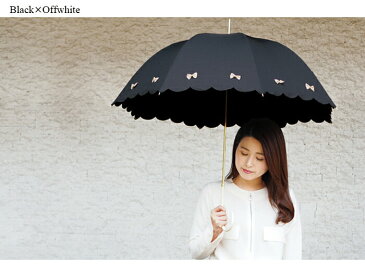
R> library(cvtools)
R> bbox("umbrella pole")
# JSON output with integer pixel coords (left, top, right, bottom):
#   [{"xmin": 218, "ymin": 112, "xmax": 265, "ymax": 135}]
[
  {"xmin": 220, "ymin": 90, "xmax": 228, "ymax": 206},
  {"xmin": 220, "ymin": 90, "xmax": 228, "ymax": 231},
  {"xmin": 220, "ymin": 19, "xmax": 230, "ymax": 231},
  {"xmin": 220, "ymin": 18, "xmax": 231, "ymax": 207}
]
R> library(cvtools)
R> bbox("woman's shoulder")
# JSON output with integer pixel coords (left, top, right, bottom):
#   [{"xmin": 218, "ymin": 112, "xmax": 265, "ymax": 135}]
[
  {"xmin": 200, "ymin": 178, "xmax": 235, "ymax": 196},
  {"xmin": 288, "ymin": 187, "xmax": 301, "ymax": 214},
  {"xmin": 288, "ymin": 187, "xmax": 298, "ymax": 202},
  {"xmin": 200, "ymin": 179, "xmax": 222, "ymax": 195},
  {"xmin": 197, "ymin": 180, "xmax": 223, "ymax": 206}
]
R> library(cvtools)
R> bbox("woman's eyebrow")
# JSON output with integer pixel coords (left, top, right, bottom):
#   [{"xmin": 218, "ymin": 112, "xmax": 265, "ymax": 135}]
[{"xmin": 240, "ymin": 146, "xmax": 264, "ymax": 155}]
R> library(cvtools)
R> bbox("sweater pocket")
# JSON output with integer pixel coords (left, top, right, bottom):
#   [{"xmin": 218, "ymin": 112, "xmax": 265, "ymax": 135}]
[
  {"xmin": 223, "ymin": 224, "xmax": 240, "ymax": 240},
  {"xmin": 263, "ymin": 226, "xmax": 286, "ymax": 243}
]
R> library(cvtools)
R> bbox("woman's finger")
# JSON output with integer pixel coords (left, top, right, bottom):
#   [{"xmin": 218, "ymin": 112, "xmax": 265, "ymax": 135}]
[
  {"xmin": 216, "ymin": 221, "xmax": 227, "ymax": 228},
  {"xmin": 217, "ymin": 205, "xmax": 226, "ymax": 212},
  {"xmin": 213, "ymin": 206, "xmax": 226, "ymax": 212}
]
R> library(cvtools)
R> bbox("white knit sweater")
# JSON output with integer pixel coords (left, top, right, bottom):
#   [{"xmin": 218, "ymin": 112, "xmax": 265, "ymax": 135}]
[{"xmin": 189, "ymin": 178, "xmax": 302, "ymax": 260}]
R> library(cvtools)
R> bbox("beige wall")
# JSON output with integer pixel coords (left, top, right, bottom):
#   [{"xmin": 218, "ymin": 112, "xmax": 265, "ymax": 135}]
[{"xmin": 0, "ymin": 18, "xmax": 364, "ymax": 259}]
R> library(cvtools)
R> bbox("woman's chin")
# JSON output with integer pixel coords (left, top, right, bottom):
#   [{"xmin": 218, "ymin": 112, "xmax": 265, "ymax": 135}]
[{"xmin": 238, "ymin": 173, "xmax": 256, "ymax": 181}]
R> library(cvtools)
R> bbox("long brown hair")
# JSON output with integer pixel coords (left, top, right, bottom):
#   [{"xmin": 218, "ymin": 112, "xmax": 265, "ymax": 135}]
[{"xmin": 226, "ymin": 117, "xmax": 294, "ymax": 224}]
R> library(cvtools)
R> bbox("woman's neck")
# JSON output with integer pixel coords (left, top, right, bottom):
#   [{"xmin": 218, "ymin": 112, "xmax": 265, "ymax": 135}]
[{"xmin": 232, "ymin": 176, "xmax": 265, "ymax": 191}]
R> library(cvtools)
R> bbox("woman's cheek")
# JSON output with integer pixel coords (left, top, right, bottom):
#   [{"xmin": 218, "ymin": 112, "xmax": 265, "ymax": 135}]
[{"xmin": 235, "ymin": 155, "xmax": 240, "ymax": 166}]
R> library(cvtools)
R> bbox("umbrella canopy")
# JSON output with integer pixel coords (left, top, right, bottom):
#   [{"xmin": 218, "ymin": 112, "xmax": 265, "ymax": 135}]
[{"xmin": 112, "ymin": 32, "xmax": 336, "ymax": 128}]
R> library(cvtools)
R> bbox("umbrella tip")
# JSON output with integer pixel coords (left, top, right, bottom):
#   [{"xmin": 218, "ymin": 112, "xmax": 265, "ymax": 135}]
[{"xmin": 228, "ymin": 18, "xmax": 231, "ymax": 34}]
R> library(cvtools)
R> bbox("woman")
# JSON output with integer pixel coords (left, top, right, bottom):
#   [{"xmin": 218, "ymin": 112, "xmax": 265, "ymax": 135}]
[{"xmin": 189, "ymin": 117, "xmax": 302, "ymax": 259}]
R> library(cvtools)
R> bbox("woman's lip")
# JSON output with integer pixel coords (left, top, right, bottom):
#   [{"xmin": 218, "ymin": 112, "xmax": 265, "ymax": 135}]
[{"xmin": 242, "ymin": 168, "xmax": 254, "ymax": 174}]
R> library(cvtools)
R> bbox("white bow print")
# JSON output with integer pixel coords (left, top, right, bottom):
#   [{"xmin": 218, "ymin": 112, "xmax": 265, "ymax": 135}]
[
  {"xmin": 230, "ymin": 73, "xmax": 241, "ymax": 80},
  {"xmin": 186, "ymin": 72, "xmax": 198, "ymax": 79},
  {"xmin": 274, "ymin": 79, "xmax": 285, "ymax": 84},
  {"xmin": 130, "ymin": 82, "xmax": 138, "ymax": 90},
  {"xmin": 305, "ymin": 83, "xmax": 315, "ymax": 92},
  {"xmin": 152, "ymin": 77, "xmax": 159, "ymax": 83}
]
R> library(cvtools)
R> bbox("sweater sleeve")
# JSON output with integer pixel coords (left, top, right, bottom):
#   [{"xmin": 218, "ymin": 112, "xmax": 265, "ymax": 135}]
[
  {"xmin": 189, "ymin": 184, "xmax": 225, "ymax": 259},
  {"xmin": 283, "ymin": 188, "xmax": 302, "ymax": 260}
]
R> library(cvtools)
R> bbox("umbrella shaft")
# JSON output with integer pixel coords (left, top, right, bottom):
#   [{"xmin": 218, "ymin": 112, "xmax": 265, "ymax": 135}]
[
  {"xmin": 221, "ymin": 19, "xmax": 230, "ymax": 206},
  {"xmin": 221, "ymin": 90, "xmax": 228, "ymax": 205}
]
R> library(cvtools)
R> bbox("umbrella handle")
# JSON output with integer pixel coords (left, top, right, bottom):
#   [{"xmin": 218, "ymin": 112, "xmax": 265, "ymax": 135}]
[{"xmin": 221, "ymin": 209, "xmax": 234, "ymax": 232}]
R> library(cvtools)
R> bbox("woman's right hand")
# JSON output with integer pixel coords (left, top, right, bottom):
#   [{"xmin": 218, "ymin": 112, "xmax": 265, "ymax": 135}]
[{"xmin": 210, "ymin": 205, "xmax": 228, "ymax": 234}]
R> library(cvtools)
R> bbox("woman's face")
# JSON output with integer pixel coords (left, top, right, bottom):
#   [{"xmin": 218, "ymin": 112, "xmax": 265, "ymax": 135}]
[{"xmin": 235, "ymin": 136, "xmax": 269, "ymax": 181}]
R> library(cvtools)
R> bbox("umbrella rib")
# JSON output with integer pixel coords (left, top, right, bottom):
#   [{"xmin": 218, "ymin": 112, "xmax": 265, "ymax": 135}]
[
  {"xmin": 158, "ymin": 40, "xmax": 190, "ymax": 93},
  {"xmin": 246, "ymin": 37, "xmax": 264, "ymax": 95}
]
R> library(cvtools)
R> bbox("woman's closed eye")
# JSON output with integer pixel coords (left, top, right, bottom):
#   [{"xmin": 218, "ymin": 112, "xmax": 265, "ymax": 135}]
[{"xmin": 241, "ymin": 152, "xmax": 264, "ymax": 161}]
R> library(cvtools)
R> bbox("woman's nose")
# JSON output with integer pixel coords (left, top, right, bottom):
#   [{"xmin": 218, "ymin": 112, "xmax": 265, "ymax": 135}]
[{"xmin": 246, "ymin": 156, "xmax": 254, "ymax": 167}]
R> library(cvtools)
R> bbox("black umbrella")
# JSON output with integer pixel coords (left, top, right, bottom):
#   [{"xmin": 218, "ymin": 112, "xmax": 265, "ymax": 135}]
[
  {"xmin": 112, "ymin": 27, "xmax": 336, "ymax": 209},
  {"xmin": 112, "ymin": 32, "xmax": 336, "ymax": 129}
]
